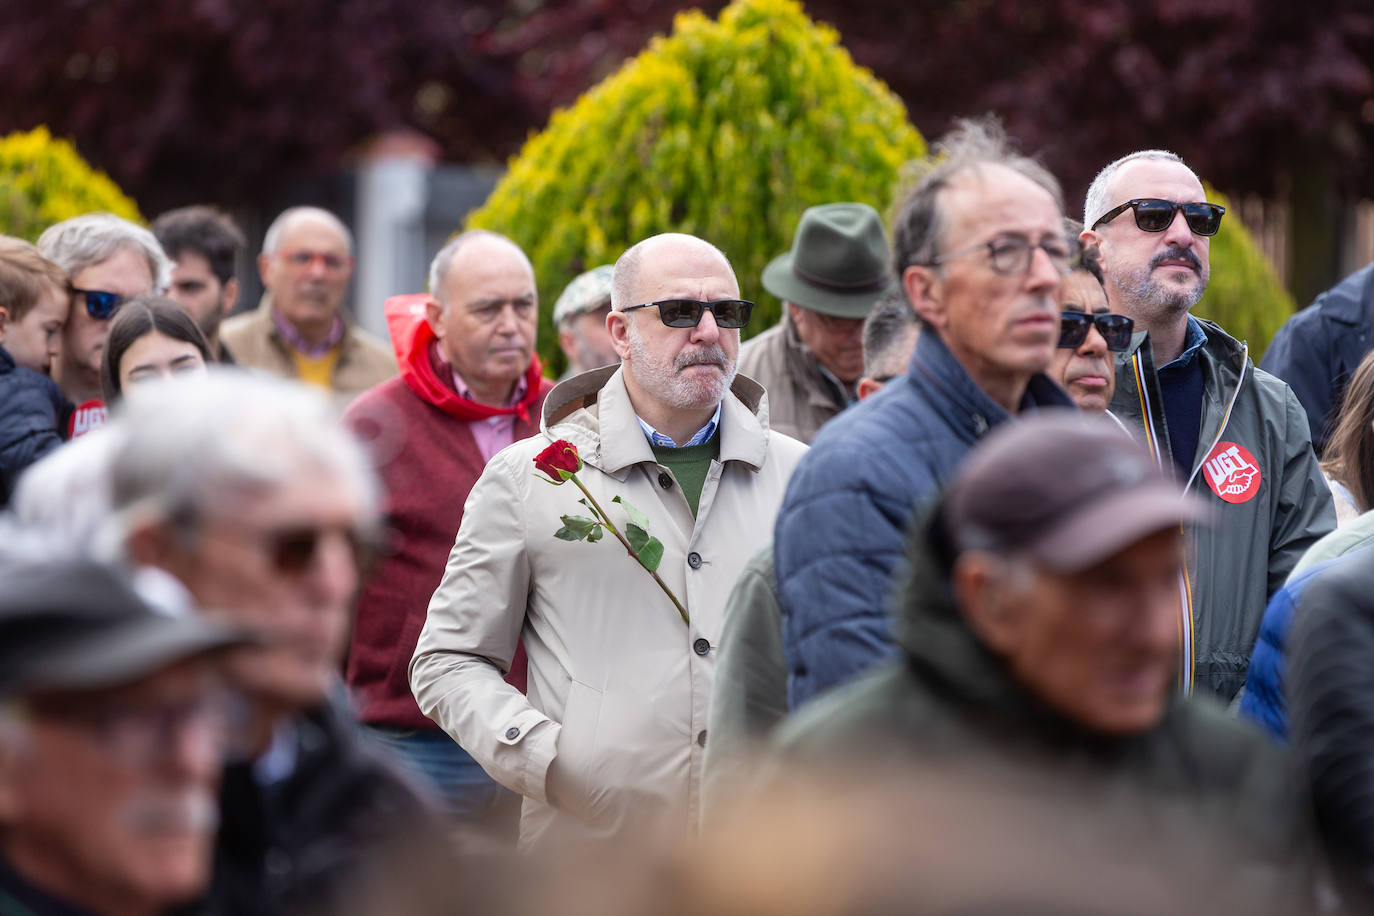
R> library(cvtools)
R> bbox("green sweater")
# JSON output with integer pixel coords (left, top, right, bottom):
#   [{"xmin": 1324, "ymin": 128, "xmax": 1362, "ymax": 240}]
[{"xmin": 651, "ymin": 436, "xmax": 719, "ymax": 517}]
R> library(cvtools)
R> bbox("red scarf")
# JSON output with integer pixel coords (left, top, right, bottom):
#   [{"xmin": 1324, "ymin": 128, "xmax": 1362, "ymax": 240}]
[{"xmin": 384, "ymin": 293, "xmax": 545, "ymax": 423}]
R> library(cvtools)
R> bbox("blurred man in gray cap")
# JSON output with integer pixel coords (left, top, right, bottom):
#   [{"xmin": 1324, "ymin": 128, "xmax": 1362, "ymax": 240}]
[
  {"xmin": 777, "ymin": 413, "xmax": 1310, "ymax": 903},
  {"xmin": 553, "ymin": 264, "xmax": 619, "ymax": 381},
  {"xmin": 0, "ymin": 558, "xmax": 248, "ymax": 916},
  {"xmin": 739, "ymin": 202, "xmax": 893, "ymax": 442}
]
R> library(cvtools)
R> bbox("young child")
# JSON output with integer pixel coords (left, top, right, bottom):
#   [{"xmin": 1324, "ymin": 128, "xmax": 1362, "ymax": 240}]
[{"xmin": 0, "ymin": 235, "xmax": 71, "ymax": 507}]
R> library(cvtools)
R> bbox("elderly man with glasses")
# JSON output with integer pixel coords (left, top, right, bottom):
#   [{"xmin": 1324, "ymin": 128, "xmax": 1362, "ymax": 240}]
[
  {"xmin": 411, "ymin": 232, "xmax": 807, "ymax": 846},
  {"xmin": 106, "ymin": 372, "xmax": 435, "ymax": 916},
  {"xmin": 1080, "ymin": 149, "xmax": 1334, "ymax": 702},
  {"xmin": 222, "ymin": 206, "xmax": 395, "ymax": 404},
  {"xmin": 773, "ymin": 118, "xmax": 1078, "ymax": 712},
  {"xmin": 36, "ymin": 213, "xmax": 171, "ymax": 430}
]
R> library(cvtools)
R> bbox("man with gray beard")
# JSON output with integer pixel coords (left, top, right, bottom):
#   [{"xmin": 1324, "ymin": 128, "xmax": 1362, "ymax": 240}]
[
  {"xmin": 411, "ymin": 233, "xmax": 807, "ymax": 847},
  {"xmin": 1081, "ymin": 150, "xmax": 1333, "ymax": 701}
]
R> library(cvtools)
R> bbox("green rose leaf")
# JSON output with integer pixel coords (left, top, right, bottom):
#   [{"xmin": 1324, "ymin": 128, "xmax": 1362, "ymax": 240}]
[
  {"xmin": 613, "ymin": 495, "xmax": 650, "ymax": 530},
  {"xmin": 625, "ymin": 522, "xmax": 650, "ymax": 554},
  {"xmin": 556, "ymin": 514, "xmax": 601, "ymax": 541},
  {"xmin": 637, "ymin": 535, "xmax": 665, "ymax": 572}
]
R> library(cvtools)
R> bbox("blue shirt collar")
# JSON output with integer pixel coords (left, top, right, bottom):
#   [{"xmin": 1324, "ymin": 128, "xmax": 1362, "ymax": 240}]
[
  {"xmin": 637, "ymin": 403, "xmax": 722, "ymax": 448},
  {"xmin": 1160, "ymin": 316, "xmax": 1208, "ymax": 371}
]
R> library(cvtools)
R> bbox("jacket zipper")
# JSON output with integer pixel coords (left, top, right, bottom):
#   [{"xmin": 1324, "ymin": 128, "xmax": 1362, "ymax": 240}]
[{"xmin": 1129, "ymin": 342, "xmax": 1248, "ymax": 695}]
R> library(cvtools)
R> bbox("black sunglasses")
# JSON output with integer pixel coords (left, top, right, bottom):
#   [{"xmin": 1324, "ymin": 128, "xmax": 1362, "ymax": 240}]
[
  {"xmin": 1058, "ymin": 312, "xmax": 1135, "ymax": 352},
  {"xmin": 621, "ymin": 298, "xmax": 754, "ymax": 329},
  {"xmin": 1092, "ymin": 198, "xmax": 1225, "ymax": 237},
  {"xmin": 72, "ymin": 287, "xmax": 127, "ymax": 320}
]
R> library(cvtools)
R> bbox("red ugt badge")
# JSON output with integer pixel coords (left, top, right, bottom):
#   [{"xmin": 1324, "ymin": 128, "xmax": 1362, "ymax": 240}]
[{"xmin": 1202, "ymin": 441, "xmax": 1261, "ymax": 504}]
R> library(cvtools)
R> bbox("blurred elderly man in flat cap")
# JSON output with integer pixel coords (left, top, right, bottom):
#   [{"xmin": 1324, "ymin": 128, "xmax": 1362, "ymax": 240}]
[{"xmin": 0, "ymin": 559, "xmax": 249, "ymax": 916}]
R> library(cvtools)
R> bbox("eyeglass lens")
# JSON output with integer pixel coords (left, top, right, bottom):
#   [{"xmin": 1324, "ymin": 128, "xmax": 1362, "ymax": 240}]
[
  {"xmin": 1129, "ymin": 199, "xmax": 1224, "ymax": 236},
  {"xmin": 655, "ymin": 299, "xmax": 753, "ymax": 329},
  {"xmin": 75, "ymin": 289, "xmax": 125, "ymax": 320},
  {"xmin": 1058, "ymin": 312, "xmax": 1134, "ymax": 351}
]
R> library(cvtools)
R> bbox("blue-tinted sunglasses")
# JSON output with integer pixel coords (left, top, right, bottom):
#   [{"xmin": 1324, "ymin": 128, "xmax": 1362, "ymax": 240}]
[{"xmin": 71, "ymin": 287, "xmax": 127, "ymax": 320}]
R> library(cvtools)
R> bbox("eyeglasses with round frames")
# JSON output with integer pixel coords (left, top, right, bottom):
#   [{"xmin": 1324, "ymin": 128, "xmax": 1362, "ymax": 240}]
[
  {"xmin": 278, "ymin": 250, "xmax": 354, "ymax": 273},
  {"xmin": 621, "ymin": 299, "xmax": 754, "ymax": 329},
  {"xmin": 919, "ymin": 236, "xmax": 1082, "ymax": 276},
  {"xmin": 1091, "ymin": 198, "xmax": 1225, "ymax": 237}
]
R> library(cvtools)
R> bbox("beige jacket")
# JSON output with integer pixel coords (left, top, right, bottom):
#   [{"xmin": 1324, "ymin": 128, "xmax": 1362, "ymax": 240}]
[
  {"xmin": 737, "ymin": 314, "xmax": 850, "ymax": 443},
  {"xmin": 410, "ymin": 365, "xmax": 807, "ymax": 846},
  {"xmin": 220, "ymin": 296, "xmax": 396, "ymax": 404}
]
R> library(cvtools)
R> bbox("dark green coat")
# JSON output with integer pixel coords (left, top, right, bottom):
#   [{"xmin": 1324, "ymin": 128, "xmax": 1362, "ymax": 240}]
[
  {"xmin": 776, "ymin": 503, "xmax": 1311, "ymax": 901},
  {"xmin": 1111, "ymin": 318, "xmax": 1334, "ymax": 701}
]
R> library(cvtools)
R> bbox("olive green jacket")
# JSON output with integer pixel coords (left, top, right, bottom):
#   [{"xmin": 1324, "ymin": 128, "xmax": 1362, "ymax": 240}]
[
  {"xmin": 1110, "ymin": 318, "xmax": 1334, "ymax": 701},
  {"xmin": 737, "ymin": 315, "xmax": 850, "ymax": 444},
  {"xmin": 777, "ymin": 504, "xmax": 1312, "ymax": 904}
]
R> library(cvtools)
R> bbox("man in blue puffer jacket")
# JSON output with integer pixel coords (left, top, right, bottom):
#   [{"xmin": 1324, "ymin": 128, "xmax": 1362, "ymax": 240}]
[{"xmin": 774, "ymin": 119, "xmax": 1077, "ymax": 710}]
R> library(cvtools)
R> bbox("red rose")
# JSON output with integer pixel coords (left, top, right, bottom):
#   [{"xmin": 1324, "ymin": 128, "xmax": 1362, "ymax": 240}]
[{"xmin": 534, "ymin": 439, "xmax": 582, "ymax": 482}]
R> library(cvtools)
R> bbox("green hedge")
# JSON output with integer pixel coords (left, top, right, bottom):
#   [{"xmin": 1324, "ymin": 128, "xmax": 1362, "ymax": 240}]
[
  {"xmin": 1193, "ymin": 187, "xmax": 1294, "ymax": 361},
  {"xmin": 0, "ymin": 127, "xmax": 142, "ymax": 243},
  {"xmin": 467, "ymin": 0, "xmax": 926, "ymax": 374}
]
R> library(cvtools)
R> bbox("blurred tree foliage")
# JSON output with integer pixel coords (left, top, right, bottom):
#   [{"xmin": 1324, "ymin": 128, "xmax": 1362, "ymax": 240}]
[
  {"xmin": 0, "ymin": 127, "xmax": 142, "ymax": 242},
  {"xmin": 1197, "ymin": 188, "xmax": 1295, "ymax": 359},
  {"xmin": 466, "ymin": 0, "xmax": 925, "ymax": 374},
  {"xmin": 2, "ymin": 0, "xmax": 1367, "ymax": 213}
]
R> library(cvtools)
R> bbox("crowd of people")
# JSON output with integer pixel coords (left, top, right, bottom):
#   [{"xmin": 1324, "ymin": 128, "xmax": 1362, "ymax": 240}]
[{"xmin": 3, "ymin": 116, "xmax": 1374, "ymax": 914}]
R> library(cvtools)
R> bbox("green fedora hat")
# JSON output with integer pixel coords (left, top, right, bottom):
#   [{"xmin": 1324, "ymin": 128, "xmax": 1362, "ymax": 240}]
[{"xmin": 762, "ymin": 202, "xmax": 894, "ymax": 319}]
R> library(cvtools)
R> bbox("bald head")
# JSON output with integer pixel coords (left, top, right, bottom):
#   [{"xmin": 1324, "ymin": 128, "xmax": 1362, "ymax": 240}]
[
  {"xmin": 429, "ymin": 230, "xmax": 532, "ymax": 311},
  {"xmin": 261, "ymin": 207, "xmax": 353, "ymax": 257},
  {"xmin": 612, "ymin": 234, "xmax": 735, "ymax": 312}
]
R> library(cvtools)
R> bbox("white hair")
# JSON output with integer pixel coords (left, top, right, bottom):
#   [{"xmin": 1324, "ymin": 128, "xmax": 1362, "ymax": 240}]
[
  {"xmin": 105, "ymin": 369, "xmax": 378, "ymax": 541},
  {"xmin": 36, "ymin": 212, "xmax": 173, "ymax": 295},
  {"xmin": 611, "ymin": 233, "xmax": 733, "ymax": 312},
  {"xmin": 6, "ymin": 425, "xmax": 125, "ymax": 563},
  {"xmin": 1083, "ymin": 150, "xmax": 1201, "ymax": 229},
  {"xmin": 260, "ymin": 206, "xmax": 354, "ymax": 257}
]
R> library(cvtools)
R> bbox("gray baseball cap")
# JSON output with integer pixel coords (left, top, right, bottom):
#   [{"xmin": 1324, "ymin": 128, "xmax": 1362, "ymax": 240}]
[
  {"xmin": 0, "ymin": 560, "xmax": 254, "ymax": 697},
  {"xmin": 944, "ymin": 412, "xmax": 1209, "ymax": 573},
  {"xmin": 552, "ymin": 265, "xmax": 615, "ymax": 326}
]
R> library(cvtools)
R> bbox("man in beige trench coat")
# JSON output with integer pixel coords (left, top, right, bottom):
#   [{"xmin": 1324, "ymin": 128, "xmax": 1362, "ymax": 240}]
[{"xmin": 411, "ymin": 233, "xmax": 807, "ymax": 847}]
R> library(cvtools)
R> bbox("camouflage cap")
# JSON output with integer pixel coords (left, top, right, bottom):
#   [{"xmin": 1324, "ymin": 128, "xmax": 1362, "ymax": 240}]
[{"xmin": 552, "ymin": 265, "xmax": 615, "ymax": 326}]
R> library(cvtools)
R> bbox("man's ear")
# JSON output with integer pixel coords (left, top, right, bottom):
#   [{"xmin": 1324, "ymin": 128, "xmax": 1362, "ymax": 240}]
[
  {"xmin": 856, "ymin": 376, "xmax": 883, "ymax": 401},
  {"xmin": 607, "ymin": 309, "xmax": 633, "ymax": 361},
  {"xmin": 0, "ymin": 304, "xmax": 9, "ymax": 344},
  {"xmin": 903, "ymin": 265, "xmax": 946, "ymax": 331},
  {"xmin": 124, "ymin": 517, "xmax": 184, "ymax": 574},
  {"xmin": 1079, "ymin": 227, "xmax": 1101, "ymax": 251},
  {"xmin": 424, "ymin": 297, "xmax": 446, "ymax": 339},
  {"xmin": 256, "ymin": 253, "xmax": 271, "ymax": 286},
  {"xmin": 221, "ymin": 277, "xmax": 241, "ymax": 317},
  {"xmin": 952, "ymin": 551, "xmax": 1023, "ymax": 657}
]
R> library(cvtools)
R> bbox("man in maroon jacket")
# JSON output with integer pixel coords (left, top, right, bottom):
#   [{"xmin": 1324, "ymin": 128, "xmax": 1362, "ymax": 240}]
[{"xmin": 344, "ymin": 230, "xmax": 553, "ymax": 839}]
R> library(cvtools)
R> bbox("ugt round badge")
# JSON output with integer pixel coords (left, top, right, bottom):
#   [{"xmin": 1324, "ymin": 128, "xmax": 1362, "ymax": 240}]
[{"xmin": 1202, "ymin": 441, "xmax": 1262, "ymax": 504}]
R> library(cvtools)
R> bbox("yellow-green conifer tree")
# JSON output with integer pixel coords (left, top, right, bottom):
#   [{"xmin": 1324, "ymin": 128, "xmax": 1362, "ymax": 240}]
[{"xmin": 0, "ymin": 127, "xmax": 142, "ymax": 242}]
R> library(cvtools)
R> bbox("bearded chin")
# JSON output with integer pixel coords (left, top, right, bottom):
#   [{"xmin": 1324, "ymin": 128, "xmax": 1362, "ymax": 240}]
[{"xmin": 1122, "ymin": 266, "xmax": 1207, "ymax": 315}]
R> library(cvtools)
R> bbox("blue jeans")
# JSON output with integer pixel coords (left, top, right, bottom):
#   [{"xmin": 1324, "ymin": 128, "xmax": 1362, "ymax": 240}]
[{"xmin": 366, "ymin": 726, "xmax": 520, "ymax": 835}]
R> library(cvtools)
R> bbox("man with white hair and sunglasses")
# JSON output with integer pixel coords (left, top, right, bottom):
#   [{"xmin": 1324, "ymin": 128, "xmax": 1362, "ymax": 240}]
[
  {"xmin": 1080, "ymin": 149, "xmax": 1334, "ymax": 702},
  {"xmin": 103, "ymin": 371, "xmax": 434, "ymax": 915},
  {"xmin": 37, "ymin": 213, "xmax": 171, "ymax": 427}
]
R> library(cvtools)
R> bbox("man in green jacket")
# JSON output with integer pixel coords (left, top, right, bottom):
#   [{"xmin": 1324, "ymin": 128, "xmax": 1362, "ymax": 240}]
[
  {"xmin": 778, "ymin": 415, "xmax": 1311, "ymax": 903},
  {"xmin": 1081, "ymin": 150, "xmax": 1335, "ymax": 701}
]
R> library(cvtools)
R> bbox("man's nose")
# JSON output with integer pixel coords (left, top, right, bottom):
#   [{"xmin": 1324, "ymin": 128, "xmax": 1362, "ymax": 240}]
[
  {"xmin": 1025, "ymin": 245, "xmax": 1062, "ymax": 293},
  {"xmin": 1080, "ymin": 324, "xmax": 1109, "ymax": 357},
  {"xmin": 691, "ymin": 306, "xmax": 723, "ymax": 343},
  {"xmin": 1161, "ymin": 209, "xmax": 1195, "ymax": 248}
]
